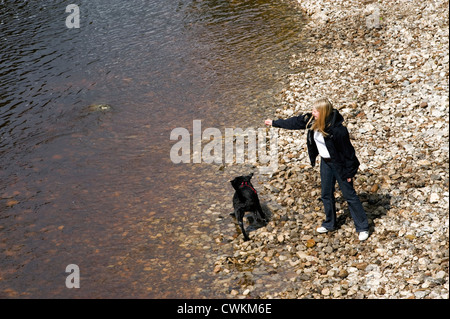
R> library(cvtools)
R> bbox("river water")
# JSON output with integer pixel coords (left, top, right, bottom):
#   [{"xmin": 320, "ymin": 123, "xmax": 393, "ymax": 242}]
[{"xmin": 0, "ymin": 0, "xmax": 304, "ymax": 298}]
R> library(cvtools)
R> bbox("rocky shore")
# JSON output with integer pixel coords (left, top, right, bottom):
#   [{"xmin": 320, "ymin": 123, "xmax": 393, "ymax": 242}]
[{"xmin": 197, "ymin": 0, "xmax": 449, "ymax": 299}]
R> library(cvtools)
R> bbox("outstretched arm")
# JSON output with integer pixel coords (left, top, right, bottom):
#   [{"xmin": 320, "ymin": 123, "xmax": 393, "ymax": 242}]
[{"xmin": 265, "ymin": 113, "xmax": 312, "ymax": 130}]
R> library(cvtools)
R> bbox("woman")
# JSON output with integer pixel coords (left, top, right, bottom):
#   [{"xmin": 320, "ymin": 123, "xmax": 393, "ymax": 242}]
[{"xmin": 265, "ymin": 98, "xmax": 369, "ymax": 241}]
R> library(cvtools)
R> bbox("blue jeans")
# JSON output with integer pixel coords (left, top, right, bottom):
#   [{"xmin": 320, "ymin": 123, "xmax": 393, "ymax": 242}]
[{"xmin": 320, "ymin": 159, "xmax": 369, "ymax": 232}]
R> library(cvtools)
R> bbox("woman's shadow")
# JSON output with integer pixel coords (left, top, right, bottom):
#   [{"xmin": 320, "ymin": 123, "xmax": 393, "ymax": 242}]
[{"xmin": 337, "ymin": 192, "xmax": 391, "ymax": 233}]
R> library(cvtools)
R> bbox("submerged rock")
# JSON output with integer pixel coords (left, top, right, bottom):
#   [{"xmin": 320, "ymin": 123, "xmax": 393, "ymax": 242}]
[{"xmin": 87, "ymin": 103, "xmax": 112, "ymax": 112}]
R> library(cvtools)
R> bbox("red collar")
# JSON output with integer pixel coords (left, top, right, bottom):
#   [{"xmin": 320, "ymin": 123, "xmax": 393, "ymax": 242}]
[{"xmin": 240, "ymin": 181, "xmax": 257, "ymax": 194}]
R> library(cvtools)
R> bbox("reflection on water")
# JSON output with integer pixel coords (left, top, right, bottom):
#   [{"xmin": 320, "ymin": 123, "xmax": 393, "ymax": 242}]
[{"xmin": 0, "ymin": 0, "xmax": 304, "ymax": 297}]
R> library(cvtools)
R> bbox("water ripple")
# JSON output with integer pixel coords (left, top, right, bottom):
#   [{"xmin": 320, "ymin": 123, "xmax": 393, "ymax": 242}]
[{"xmin": 0, "ymin": 0, "xmax": 305, "ymax": 298}]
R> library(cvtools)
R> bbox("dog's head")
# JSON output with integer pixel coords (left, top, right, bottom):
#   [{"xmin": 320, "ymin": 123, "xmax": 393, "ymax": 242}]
[{"xmin": 230, "ymin": 173, "xmax": 254, "ymax": 191}]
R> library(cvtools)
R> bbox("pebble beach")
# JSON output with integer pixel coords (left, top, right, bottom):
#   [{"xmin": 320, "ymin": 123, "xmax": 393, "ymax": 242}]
[{"xmin": 195, "ymin": 0, "xmax": 449, "ymax": 299}]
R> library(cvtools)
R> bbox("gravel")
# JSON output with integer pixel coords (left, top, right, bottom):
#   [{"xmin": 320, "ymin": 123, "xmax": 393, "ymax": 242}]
[{"xmin": 203, "ymin": 0, "xmax": 449, "ymax": 299}]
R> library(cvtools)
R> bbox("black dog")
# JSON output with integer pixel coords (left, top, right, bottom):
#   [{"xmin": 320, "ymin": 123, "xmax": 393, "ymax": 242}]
[{"xmin": 230, "ymin": 173, "xmax": 268, "ymax": 241}]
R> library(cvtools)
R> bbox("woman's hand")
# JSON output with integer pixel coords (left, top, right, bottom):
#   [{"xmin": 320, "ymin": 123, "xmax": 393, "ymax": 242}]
[
  {"xmin": 347, "ymin": 178, "xmax": 352, "ymax": 183},
  {"xmin": 264, "ymin": 119, "xmax": 273, "ymax": 126}
]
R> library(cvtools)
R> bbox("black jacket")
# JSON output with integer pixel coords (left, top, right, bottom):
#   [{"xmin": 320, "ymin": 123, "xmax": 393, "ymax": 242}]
[{"xmin": 272, "ymin": 109, "xmax": 360, "ymax": 180}]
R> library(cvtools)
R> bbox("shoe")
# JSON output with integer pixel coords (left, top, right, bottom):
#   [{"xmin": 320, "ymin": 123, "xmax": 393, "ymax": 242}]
[
  {"xmin": 317, "ymin": 226, "xmax": 329, "ymax": 233},
  {"xmin": 359, "ymin": 231, "xmax": 369, "ymax": 241}
]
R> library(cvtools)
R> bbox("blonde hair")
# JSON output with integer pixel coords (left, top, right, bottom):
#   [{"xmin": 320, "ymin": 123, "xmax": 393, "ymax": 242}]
[{"xmin": 307, "ymin": 98, "xmax": 333, "ymax": 137}]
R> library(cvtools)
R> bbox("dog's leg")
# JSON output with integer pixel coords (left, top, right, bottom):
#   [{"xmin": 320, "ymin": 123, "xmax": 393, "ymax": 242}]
[
  {"xmin": 255, "ymin": 201, "xmax": 268, "ymax": 224},
  {"xmin": 236, "ymin": 208, "xmax": 250, "ymax": 241}
]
